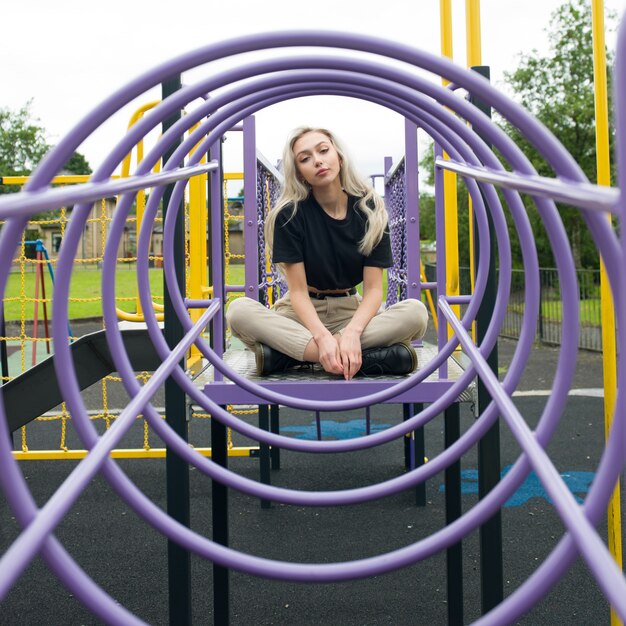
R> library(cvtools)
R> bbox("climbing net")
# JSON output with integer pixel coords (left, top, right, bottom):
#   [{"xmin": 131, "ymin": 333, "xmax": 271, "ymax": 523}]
[
  {"xmin": 0, "ymin": 185, "xmax": 166, "ymax": 457},
  {"xmin": 256, "ymin": 157, "xmax": 285, "ymax": 306},
  {"xmin": 385, "ymin": 157, "xmax": 408, "ymax": 306}
]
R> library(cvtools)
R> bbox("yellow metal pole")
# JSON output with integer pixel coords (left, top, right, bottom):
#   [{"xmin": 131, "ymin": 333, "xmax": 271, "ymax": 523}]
[
  {"xmin": 440, "ymin": 0, "xmax": 453, "ymax": 65},
  {"xmin": 13, "ymin": 447, "xmax": 258, "ymax": 460},
  {"xmin": 120, "ymin": 101, "xmax": 161, "ymax": 176},
  {"xmin": 0, "ymin": 175, "xmax": 98, "ymax": 185},
  {"xmin": 121, "ymin": 101, "xmax": 160, "ymax": 318},
  {"xmin": 465, "ymin": 0, "xmax": 482, "ymax": 67},
  {"xmin": 466, "ymin": 0, "xmax": 481, "ymax": 308},
  {"xmin": 421, "ymin": 260, "xmax": 438, "ymax": 331},
  {"xmin": 440, "ymin": 0, "xmax": 460, "ymax": 342},
  {"xmin": 591, "ymin": 3, "xmax": 622, "ymax": 625},
  {"xmin": 188, "ymin": 123, "xmax": 209, "ymax": 367}
]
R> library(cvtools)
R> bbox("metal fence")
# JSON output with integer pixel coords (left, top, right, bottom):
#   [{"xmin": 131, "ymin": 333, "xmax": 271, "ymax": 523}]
[
  {"xmin": 425, "ymin": 265, "xmax": 604, "ymax": 352},
  {"xmin": 501, "ymin": 267, "xmax": 603, "ymax": 351}
]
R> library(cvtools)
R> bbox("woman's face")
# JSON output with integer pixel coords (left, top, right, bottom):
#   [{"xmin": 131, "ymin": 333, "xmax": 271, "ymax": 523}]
[{"xmin": 292, "ymin": 131, "xmax": 342, "ymax": 191}]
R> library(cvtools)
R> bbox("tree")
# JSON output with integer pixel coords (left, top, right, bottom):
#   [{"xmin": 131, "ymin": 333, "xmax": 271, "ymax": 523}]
[
  {"xmin": 418, "ymin": 146, "xmax": 472, "ymax": 271},
  {"xmin": 417, "ymin": 0, "xmax": 615, "ymax": 270},
  {"xmin": 62, "ymin": 151, "xmax": 92, "ymax": 175},
  {"xmin": 0, "ymin": 102, "xmax": 50, "ymax": 194},
  {"xmin": 0, "ymin": 103, "xmax": 92, "ymax": 195},
  {"xmin": 500, "ymin": 0, "xmax": 615, "ymax": 268}
]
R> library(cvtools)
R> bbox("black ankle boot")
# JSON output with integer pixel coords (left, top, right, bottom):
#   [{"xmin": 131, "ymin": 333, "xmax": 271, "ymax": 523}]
[
  {"xmin": 358, "ymin": 342, "xmax": 417, "ymax": 376},
  {"xmin": 254, "ymin": 343, "xmax": 304, "ymax": 376}
]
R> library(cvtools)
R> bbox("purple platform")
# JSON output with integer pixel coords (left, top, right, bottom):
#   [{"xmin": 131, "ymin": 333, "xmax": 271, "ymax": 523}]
[{"xmin": 195, "ymin": 343, "xmax": 474, "ymax": 405}]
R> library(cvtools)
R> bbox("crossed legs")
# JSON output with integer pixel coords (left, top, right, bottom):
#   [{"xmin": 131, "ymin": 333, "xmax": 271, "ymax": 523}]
[{"xmin": 226, "ymin": 293, "xmax": 428, "ymax": 362}]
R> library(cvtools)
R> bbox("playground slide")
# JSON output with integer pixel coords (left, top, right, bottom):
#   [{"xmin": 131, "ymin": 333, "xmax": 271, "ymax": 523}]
[{"xmin": 2, "ymin": 329, "xmax": 161, "ymax": 432}]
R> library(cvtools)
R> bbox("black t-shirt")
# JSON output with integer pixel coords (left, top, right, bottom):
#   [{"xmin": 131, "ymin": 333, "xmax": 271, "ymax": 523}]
[{"xmin": 272, "ymin": 194, "xmax": 393, "ymax": 291}]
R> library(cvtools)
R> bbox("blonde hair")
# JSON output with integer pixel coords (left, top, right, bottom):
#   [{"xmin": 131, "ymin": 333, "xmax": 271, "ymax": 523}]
[{"xmin": 264, "ymin": 127, "xmax": 388, "ymax": 258}]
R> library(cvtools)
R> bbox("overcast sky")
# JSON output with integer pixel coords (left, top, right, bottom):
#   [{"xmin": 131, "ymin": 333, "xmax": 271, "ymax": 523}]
[{"xmin": 3, "ymin": 0, "xmax": 625, "ymax": 189}]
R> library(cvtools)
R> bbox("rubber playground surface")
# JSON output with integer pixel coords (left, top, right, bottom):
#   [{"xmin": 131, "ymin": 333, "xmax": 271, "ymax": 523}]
[{"xmin": 1, "ymin": 327, "xmax": 622, "ymax": 625}]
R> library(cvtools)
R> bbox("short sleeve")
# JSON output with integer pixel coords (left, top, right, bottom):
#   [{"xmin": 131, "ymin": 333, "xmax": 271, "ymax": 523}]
[
  {"xmin": 272, "ymin": 207, "xmax": 304, "ymax": 264},
  {"xmin": 364, "ymin": 229, "xmax": 393, "ymax": 268}
]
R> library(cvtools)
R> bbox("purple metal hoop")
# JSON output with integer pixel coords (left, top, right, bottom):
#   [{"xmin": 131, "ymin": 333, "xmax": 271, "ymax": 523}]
[{"xmin": 0, "ymin": 28, "xmax": 623, "ymax": 624}]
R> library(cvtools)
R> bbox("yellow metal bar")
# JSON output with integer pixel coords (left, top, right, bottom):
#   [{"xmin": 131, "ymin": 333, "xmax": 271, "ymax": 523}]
[
  {"xmin": 188, "ymin": 122, "xmax": 209, "ymax": 367},
  {"xmin": 440, "ymin": 0, "xmax": 454, "ymax": 82},
  {"xmin": 466, "ymin": 0, "xmax": 482, "ymax": 339},
  {"xmin": 465, "ymin": 0, "xmax": 482, "ymax": 67},
  {"xmin": 440, "ymin": 0, "xmax": 460, "ymax": 343},
  {"xmin": 264, "ymin": 180, "xmax": 275, "ymax": 304},
  {"xmin": 592, "ymin": 3, "xmax": 622, "ymax": 625},
  {"xmin": 0, "ymin": 175, "xmax": 117, "ymax": 185},
  {"xmin": 116, "ymin": 101, "xmax": 163, "ymax": 322},
  {"xmin": 135, "ymin": 142, "xmax": 146, "ymax": 319},
  {"xmin": 224, "ymin": 172, "xmax": 244, "ymax": 180},
  {"xmin": 115, "ymin": 307, "xmax": 164, "ymax": 323},
  {"xmin": 13, "ymin": 447, "xmax": 259, "ymax": 461},
  {"xmin": 420, "ymin": 260, "xmax": 438, "ymax": 333},
  {"xmin": 120, "ymin": 100, "xmax": 160, "ymax": 178},
  {"xmin": 443, "ymin": 172, "xmax": 459, "ymax": 303},
  {"xmin": 121, "ymin": 101, "xmax": 159, "ymax": 318}
]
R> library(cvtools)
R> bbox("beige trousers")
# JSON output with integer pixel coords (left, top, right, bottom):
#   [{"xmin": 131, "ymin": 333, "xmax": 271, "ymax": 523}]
[{"xmin": 226, "ymin": 292, "xmax": 428, "ymax": 361}]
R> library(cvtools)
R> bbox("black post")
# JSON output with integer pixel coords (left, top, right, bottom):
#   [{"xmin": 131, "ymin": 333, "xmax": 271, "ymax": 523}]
[
  {"xmin": 413, "ymin": 403, "xmax": 426, "ymax": 507},
  {"xmin": 207, "ymin": 140, "xmax": 230, "ymax": 624},
  {"xmin": 403, "ymin": 404, "xmax": 411, "ymax": 469},
  {"xmin": 470, "ymin": 65, "xmax": 504, "ymax": 613},
  {"xmin": 162, "ymin": 76, "xmax": 192, "ymax": 626},
  {"xmin": 0, "ymin": 304, "xmax": 13, "ymax": 448},
  {"xmin": 444, "ymin": 403, "xmax": 463, "ymax": 625},
  {"xmin": 258, "ymin": 405, "xmax": 271, "ymax": 509},
  {"xmin": 538, "ymin": 272, "xmax": 544, "ymax": 342},
  {"xmin": 270, "ymin": 404, "xmax": 280, "ymax": 470},
  {"xmin": 211, "ymin": 409, "xmax": 229, "ymax": 624},
  {"xmin": 402, "ymin": 403, "xmax": 426, "ymax": 506}
]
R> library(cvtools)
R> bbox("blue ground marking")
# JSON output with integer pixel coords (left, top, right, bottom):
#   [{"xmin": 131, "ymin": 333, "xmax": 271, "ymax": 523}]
[
  {"xmin": 281, "ymin": 419, "xmax": 390, "ymax": 440},
  {"xmin": 439, "ymin": 465, "xmax": 595, "ymax": 507}
]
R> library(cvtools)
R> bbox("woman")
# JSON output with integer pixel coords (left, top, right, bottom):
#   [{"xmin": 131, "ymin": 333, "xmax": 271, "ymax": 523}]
[{"xmin": 226, "ymin": 127, "xmax": 428, "ymax": 379}]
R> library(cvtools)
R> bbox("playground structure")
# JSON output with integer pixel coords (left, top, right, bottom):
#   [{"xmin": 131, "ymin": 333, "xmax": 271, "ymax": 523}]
[
  {"xmin": 1, "ymin": 4, "xmax": 626, "ymax": 626},
  {"xmin": 0, "ymin": 133, "xmax": 251, "ymax": 457}
]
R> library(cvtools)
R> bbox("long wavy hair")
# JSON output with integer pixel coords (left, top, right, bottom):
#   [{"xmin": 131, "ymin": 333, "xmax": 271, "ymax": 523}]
[{"xmin": 264, "ymin": 127, "xmax": 388, "ymax": 258}]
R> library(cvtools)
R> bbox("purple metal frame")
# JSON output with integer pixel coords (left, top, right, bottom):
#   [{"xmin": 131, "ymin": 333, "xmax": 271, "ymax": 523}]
[
  {"xmin": 382, "ymin": 120, "xmax": 422, "ymax": 309},
  {"xmin": 404, "ymin": 119, "xmax": 421, "ymax": 304},
  {"xmin": 243, "ymin": 115, "xmax": 259, "ymax": 301},
  {"xmin": 0, "ymin": 26, "xmax": 623, "ymax": 625}
]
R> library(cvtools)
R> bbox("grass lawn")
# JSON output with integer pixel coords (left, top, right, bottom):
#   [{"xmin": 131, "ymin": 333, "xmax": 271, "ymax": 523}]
[
  {"xmin": 3, "ymin": 264, "xmax": 398, "ymax": 322},
  {"xmin": 509, "ymin": 298, "xmax": 601, "ymax": 326},
  {"xmin": 3, "ymin": 266, "xmax": 167, "ymax": 321}
]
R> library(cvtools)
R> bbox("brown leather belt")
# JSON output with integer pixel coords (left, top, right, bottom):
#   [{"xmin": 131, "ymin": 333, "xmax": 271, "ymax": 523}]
[{"xmin": 308, "ymin": 287, "xmax": 357, "ymax": 300}]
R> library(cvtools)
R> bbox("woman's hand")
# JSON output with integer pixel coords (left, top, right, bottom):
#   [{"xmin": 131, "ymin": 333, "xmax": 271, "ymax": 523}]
[
  {"xmin": 282, "ymin": 263, "xmax": 344, "ymax": 374},
  {"xmin": 337, "ymin": 267, "xmax": 384, "ymax": 379},
  {"xmin": 338, "ymin": 328, "xmax": 362, "ymax": 380},
  {"xmin": 315, "ymin": 333, "xmax": 344, "ymax": 376}
]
